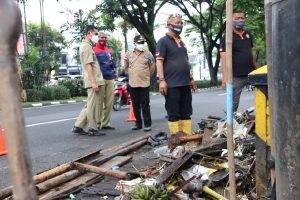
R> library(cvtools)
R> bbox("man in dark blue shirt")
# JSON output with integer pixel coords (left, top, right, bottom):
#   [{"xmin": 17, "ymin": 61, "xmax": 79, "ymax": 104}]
[{"xmin": 94, "ymin": 32, "xmax": 115, "ymax": 130}]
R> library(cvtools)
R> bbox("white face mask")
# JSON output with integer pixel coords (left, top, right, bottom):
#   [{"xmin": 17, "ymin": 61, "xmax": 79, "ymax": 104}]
[
  {"xmin": 135, "ymin": 44, "xmax": 145, "ymax": 51},
  {"xmin": 91, "ymin": 35, "xmax": 99, "ymax": 45}
]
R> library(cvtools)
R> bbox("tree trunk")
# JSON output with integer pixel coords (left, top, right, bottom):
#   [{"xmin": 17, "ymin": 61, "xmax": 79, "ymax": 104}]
[{"xmin": 146, "ymin": 37, "xmax": 158, "ymax": 92}]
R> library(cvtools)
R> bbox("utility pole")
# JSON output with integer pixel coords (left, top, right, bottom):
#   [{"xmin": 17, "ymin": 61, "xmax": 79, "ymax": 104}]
[
  {"xmin": 270, "ymin": 0, "xmax": 300, "ymax": 198},
  {"xmin": 225, "ymin": 0, "xmax": 236, "ymax": 199}
]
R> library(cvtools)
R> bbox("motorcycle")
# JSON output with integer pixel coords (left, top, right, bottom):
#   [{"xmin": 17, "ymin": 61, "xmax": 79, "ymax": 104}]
[{"xmin": 113, "ymin": 76, "xmax": 131, "ymax": 111}]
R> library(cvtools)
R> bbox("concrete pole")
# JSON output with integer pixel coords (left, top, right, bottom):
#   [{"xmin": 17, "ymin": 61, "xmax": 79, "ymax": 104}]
[
  {"xmin": 225, "ymin": 0, "xmax": 236, "ymax": 199},
  {"xmin": 271, "ymin": 0, "xmax": 300, "ymax": 198}
]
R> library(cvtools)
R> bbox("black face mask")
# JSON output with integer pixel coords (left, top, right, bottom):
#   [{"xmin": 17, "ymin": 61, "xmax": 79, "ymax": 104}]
[
  {"xmin": 233, "ymin": 21, "xmax": 245, "ymax": 29},
  {"xmin": 170, "ymin": 24, "xmax": 183, "ymax": 35}
]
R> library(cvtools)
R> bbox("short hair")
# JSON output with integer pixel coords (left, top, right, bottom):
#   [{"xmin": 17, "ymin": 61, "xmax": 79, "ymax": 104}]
[
  {"xmin": 85, "ymin": 25, "xmax": 97, "ymax": 36},
  {"xmin": 233, "ymin": 10, "xmax": 244, "ymax": 14}
]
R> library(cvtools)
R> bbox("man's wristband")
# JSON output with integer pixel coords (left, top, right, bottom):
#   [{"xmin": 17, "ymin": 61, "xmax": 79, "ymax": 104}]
[
  {"xmin": 159, "ymin": 78, "xmax": 165, "ymax": 82},
  {"xmin": 190, "ymin": 77, "xmax": 194, "ymax": 81}
]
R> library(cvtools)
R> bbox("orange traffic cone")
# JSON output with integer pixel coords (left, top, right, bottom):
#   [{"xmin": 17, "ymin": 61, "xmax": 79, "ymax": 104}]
[
  {"xmin": 127, "ymin": 101, "xmax": 136, "ymax": 122},
  {"xmin": 0, "ymin": 125, "xmax": 7, "ymax": 156}
]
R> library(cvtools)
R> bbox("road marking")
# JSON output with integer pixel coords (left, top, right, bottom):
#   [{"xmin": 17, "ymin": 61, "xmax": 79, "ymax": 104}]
[
  {"xmin": 32, "ymin": 103, "xmax": 43, "ymax": 107},
  {"xmin": 67, "ymin": 100, "xmax": 76, "ymax": 103},
  {"xmin": 23, "ymin": 102, "xmax": 84, "ymax": 110},
  {"xmin": 25, "ymin": 117, "xmax": 77, "ymax": 127},
  {"xmin": 218, "ymin": 93, "xmax": 227, "ymax": 96}
]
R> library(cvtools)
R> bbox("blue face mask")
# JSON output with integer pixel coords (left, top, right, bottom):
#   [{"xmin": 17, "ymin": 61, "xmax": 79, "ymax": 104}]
[{"xmin": 233, "ymin": 21, "xmax": 245, "ymax": 29}]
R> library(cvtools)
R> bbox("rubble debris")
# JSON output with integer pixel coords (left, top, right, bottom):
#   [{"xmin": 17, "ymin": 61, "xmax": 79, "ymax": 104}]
[
  {"xmin": 156, "ymin": 150, "xmax": 193, "ymax": 184},
  {"xmin": 81, "ymin": 186, "xmax": 121, "ymax": 196}
]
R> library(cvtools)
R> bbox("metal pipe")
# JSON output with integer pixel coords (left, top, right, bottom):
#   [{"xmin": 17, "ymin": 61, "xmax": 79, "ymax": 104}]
[
  {"xmin": 225, "ymin": 0, "xmax": 236, "ymax": 199},
  {"xmin": 271, "ymin": 0, "xmax": 300, "ymax": 199},
  {"xmin": 0, "ymin": 1, "xmax": 37, "ymax": 199}
]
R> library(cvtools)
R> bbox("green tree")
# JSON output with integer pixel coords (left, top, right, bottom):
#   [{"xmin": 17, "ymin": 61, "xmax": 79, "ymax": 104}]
[
  {"xmin": 169, "ymin": 0, "xmax": 226, "ymax": 85},
  {"xmin": 98, "ymin": 0, "xmax": 169, "ymax": 90},
  {"xmin": 21, "ymin": 23, "xmax": 66, "ymax": 89},
  {"xmin": 169, "ymin": 0, "xmax": 265, "ymax": 84},
  {"xmin": 61, "ymin": 9, "xmax": 115, "ymax": 44}
]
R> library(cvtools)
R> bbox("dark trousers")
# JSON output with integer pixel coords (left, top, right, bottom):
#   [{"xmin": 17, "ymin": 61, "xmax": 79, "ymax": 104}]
[
  {"xmin": 165, "ymin": 86, "xmax": 192, "ymax": 122},
  {"xmin": 233, "ymin": 77, "xmax": 248, "ymax": 112},
  {"xmin": 129, "ymin": 86, "xmax": 152, "ymax": 127}
]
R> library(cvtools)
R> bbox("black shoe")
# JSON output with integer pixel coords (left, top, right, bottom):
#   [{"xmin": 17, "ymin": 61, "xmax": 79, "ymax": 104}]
[
  {"xmin": 132, "ymin": 125, "xmax": 142, "ymax": 130},
  {"xmin": 144, "ymin": 126, "xmax": 152, "ymax": 132},
  {"xmin": 72, "ymin": 126, "xmax": 87, "ymax": 135},
  {"xmin": 87, "ymin": 129, "xmax": 106, "ymax": 136},
  {"xmin": 102, "ymin": 126, "xmax": 115, "ymax": 130}
]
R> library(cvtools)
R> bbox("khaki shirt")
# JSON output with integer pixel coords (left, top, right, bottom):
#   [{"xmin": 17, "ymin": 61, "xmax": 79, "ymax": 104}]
[
  {"xmin": 80, "ymin": 41, "xmax": 104, "ymax": 88},
  {"xmin": 124, "ymin": 50, "xmax": 155, "ymax": 88}
]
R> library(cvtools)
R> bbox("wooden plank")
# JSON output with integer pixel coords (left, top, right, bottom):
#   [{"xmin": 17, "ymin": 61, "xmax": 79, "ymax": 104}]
[
  {"xmin": 39, "ymin": 156, "xmax": 132, "ymax": 200},
  {"xmin": 156, "ymin": 151, "xmax": 193, "ymax": 184}
]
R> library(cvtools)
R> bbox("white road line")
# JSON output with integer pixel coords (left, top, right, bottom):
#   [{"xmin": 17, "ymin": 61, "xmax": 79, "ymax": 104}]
[
  {"xmin": 23, "ymin": 102, "xmax": 84, "ymax": 110},
  {"xmin": 32, "ymin": 103, "xmax": 43, "ymax": 107},
  {"xmin": 25, "ymin": 117, "xmax": 77, "ymax": 127},
  {"xmin": 218, "ymin": 93, "xmax": 227, "ymax": 96}
]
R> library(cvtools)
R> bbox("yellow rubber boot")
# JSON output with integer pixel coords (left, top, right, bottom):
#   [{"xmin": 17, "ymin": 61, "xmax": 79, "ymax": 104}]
[
  {"xmin": 168, "ymin": 121, "xmax": 180, "ymax": 135},
  {"xmin": 178, "ymin": 120, "xmax": 183, "ymax": 132},
  {"xmin": 181, "ymin": 119, "xmax": 192, "ymax": 135},
  {"xmin": 181, "ymin": 119, "xmax": 197, "ymax": 148}
]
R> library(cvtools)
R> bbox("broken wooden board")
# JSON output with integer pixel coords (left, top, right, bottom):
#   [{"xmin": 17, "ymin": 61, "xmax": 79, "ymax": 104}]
[
  {"xmin": 39, "ymin": 156, "xmax": 132, "ymax": 200},
  {"xmin": 156, "ymin": 150, "xmax": 193, "ymax": 184}
]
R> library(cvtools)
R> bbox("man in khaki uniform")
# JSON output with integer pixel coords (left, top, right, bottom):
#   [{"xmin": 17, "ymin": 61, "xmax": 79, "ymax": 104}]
[
  {"xmin": 124, "ymin": 35, "xmax": 155, "ymax": 132},
  {"xmin": 72, "ymin": 25, "xmax": 106, "ymax": 136}
]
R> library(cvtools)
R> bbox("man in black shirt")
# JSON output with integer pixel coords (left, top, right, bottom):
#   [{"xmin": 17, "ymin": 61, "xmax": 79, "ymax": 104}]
[
  {"xmin": 156, "ymin": 14, "xmax": 197, "ymax": 138},
  {"xmin": 220, "ymin": 10, "xmax": 257, "ymax": 112}
]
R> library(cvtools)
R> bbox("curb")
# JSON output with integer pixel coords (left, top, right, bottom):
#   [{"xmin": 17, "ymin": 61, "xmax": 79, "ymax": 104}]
[
  {"xmin": 22, "ymin": 87, "xmax": 220, "ymax": 108},
  {"xmin": 22, "ymin": 100, "xmax": 87, "ymax": 108}
]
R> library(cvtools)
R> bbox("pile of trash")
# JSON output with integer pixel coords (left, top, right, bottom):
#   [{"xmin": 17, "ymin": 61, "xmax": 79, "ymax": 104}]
[{"xmin": 113, "ymin": 108, "xmax": 257, "ymax": 200}]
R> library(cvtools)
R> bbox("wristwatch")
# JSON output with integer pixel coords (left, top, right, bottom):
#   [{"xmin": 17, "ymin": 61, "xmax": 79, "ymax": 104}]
[
  {"xmin": 190, "ymin": 77, "xmax": 194, "ymax": 81},
  {"xmin": 159, "ymin": 77, "xmax": 165, "ymax": 82}
]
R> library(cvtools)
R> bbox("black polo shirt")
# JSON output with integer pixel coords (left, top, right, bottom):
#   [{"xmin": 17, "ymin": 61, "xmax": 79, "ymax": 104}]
[
  {"xmin": 220, "ymin": 30, "xmax": 255, "ymax": 77},
  {"xmin": 156, "ymin": 34, "xmax": 191, "ymax": 88}
]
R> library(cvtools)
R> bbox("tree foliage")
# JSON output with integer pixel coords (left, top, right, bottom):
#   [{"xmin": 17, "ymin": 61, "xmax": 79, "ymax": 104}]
[
  {"xmin": 169, "ymin": 0, "xmax": 226, "ymax": 85},
  {"xmin": 21, "ymin": 23, "xmax": 66, "ymax": 89},
  {"xmin": 169, "ymin": 0, "xmax": 265, "ymax": 84},
  {"xmin": 61, "ymin": 9, "xmax": 115, "ymax": 44},
  {"xmin": 98, "ymin": 0, "xmax": 168, "ymax": 90}
]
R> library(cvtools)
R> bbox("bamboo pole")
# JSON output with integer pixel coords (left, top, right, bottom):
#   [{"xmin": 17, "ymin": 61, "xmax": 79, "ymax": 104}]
[
  {"xmin": 225, "ymin": 0, "xmax": 236, "ymax": 199},
  {"xmin": 0, "ymin": 1, "xmax": 37, "ymax": 199},
  {"xmin": 0, "ymin": 135, "xmax": 150, "ymax": 199},
  {"xmin": 33, "ymin": 139, "xmax": 147, "ymax": 195},
  {"xmin": 72, "ymin": 162, "xmax": 128, "ymax": 180}
]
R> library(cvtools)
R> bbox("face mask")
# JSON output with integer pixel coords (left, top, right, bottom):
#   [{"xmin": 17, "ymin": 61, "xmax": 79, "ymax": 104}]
[
  {"xmin": 170, "ymin": 24, "xmax": 183, "ymax": 35},
  {"xmin": 233, "ymin": 21, "xmax": 245, "ymax": 29},
  {"xmin": 135, "ymin": 44, "xmax": 145, "ymax": 51},
  {"xmin": 91, "ymin": 35, "xmax": 99, "ymax": 45},
  {"xmin": 99, "ymin": 39, "xmax": 107, "ymax": 46}
]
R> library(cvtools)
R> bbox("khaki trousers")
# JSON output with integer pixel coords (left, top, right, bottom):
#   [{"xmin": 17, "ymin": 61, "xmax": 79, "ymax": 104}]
[
  {"xmin": 101, "ymin": 79, "xmax": 114, "ymax": 127},
  {"xmin": 75, "ymin": 86, "xmax": 104, "ymax": 129}
]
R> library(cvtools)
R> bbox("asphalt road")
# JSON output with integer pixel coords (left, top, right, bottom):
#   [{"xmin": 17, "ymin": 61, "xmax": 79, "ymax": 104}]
[{"xmin": 0, "ymin": 89, "xmax": 254, "ymax": 188}]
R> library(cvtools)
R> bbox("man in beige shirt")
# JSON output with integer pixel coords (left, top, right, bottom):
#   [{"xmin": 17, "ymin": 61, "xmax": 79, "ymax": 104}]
[
  {"xmin": 124, "ymin": 35, "xmax": 155, "ymax": 131},
  {"xmin": 72, "ymin": 25, "xmax": 106, "ymax": 136}
]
